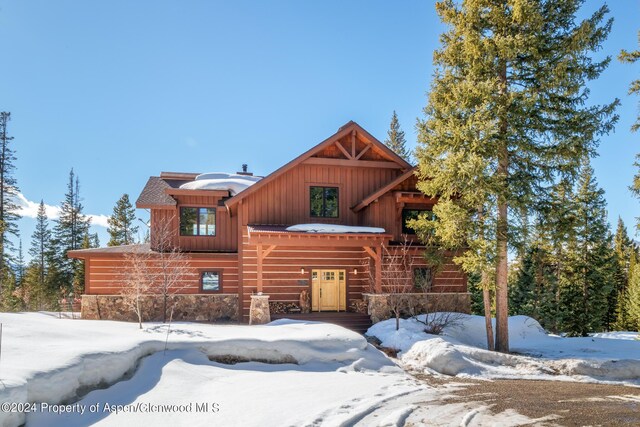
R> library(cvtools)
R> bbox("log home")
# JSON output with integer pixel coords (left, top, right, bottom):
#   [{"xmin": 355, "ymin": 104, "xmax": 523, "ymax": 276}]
[{"xmin": 69, "ymin": 121, "xmax": 470, "ymax": 326}]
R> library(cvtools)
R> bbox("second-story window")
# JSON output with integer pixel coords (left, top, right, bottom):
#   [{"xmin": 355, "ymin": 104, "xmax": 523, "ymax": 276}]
[
  {"xmin": 180, "ymin": 207, "xmax": 216, "ymax": 236},
  {"xmin": 310, "ymin": 186, "xmax": 339, "ymax": 218}
]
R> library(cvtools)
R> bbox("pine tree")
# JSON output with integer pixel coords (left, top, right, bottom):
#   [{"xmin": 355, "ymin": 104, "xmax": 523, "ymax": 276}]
[
  {"xmin": 15, "ymin": 240, "xmax": 25, "ymax": 285},
  {"xmin": 384, "ymin": 111, "xmax": 411, "ymax": 162},
  {"xmin": 619, "ymin": 30, "xmax": 640, "ymax": 132},
  {"xmin": 107, "ymin": 194, "xmax": 139, "ymax": 246},
  {"xmin": 0, "ymin": 112, "xmax": 21, "ymax": 272},
  {"xmin": 53, "ymin": 169, "xmax": 91, "ymax": 293},
  {"xmin": 559, "ymin": 163, "xmax": 616, "ymax": 336},
  {"xmin": 625, "ymin": 262, "xmax": 640, "ymax": 331},
  {"xmin": 609, "ymin": 218, "xmax": 633, "ymax": 328},
  {"xmin": 621, "ymin": 31, "xmax": 640, "ymax": 229},
  {"xmin": 415, "ymin": 1, "xmax": 618, "ymax": 351},
  {"xmin": 29, "ymin": 201, "xmax": 51, "ymax": 285},
  {"xmin": 615, "ymin": 250, "xmax": 637, "ymax": 331}
]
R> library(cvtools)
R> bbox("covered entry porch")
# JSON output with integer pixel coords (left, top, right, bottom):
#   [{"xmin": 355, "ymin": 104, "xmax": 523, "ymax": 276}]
[{"xmin": 245, "ymin": 225, "xmax": 392, "ymax": 317}]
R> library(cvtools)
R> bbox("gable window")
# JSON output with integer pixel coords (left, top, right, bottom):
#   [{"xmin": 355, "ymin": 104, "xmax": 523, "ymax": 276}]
[
  {"xmin": 180, "ymin": 207, "xmax": 216, "ymax": 236},
  {"xmin": 310, "ymin": 186, "xmax": 339, "ymax": 218},
  {"xmin": 402, "ymin": 208, "xmax": 434, "ymax": 235},
  {"xmin": 201, "ymin": 271, "xmax": 222, "ymax": 292}
]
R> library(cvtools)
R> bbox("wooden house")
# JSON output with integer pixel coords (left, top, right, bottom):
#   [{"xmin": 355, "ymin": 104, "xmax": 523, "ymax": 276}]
[{"xmin": 69, "ymin": 121, "xmax": 469, "ymax": 325}]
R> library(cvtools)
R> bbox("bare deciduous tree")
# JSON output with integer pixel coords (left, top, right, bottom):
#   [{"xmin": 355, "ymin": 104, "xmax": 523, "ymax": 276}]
[
  {"xmin": 150, "ymin": 215, "xmax": 191, "ymax": 322},
  {"xmin": 121, "ymin": 246, "xmax": 153, "ymax": 329},
  {"xmin": 121, "ymin": 215, "xmax": 192, "ymax": 324},
  {"xmin": 367, "ymin": 238, "xmax": 417, "ymax": 331}
]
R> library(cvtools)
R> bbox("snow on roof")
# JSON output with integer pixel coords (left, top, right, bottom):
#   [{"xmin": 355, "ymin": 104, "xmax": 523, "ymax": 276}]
[
  {"xmin": 179, "ymin": 172, "xmax": 261, "ymax": 196},
  {"xmin": 285, "ymin": 224, "xmax": 386, "ymax": 234}
]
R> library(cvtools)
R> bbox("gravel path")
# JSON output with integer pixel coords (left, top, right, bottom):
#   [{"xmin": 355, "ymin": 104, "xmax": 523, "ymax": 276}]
[{"xmin": 414, "ymin": 375, "xmax": 640, "ymax": 426}]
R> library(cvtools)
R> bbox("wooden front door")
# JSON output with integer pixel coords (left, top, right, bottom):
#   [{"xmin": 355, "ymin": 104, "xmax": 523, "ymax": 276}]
[{"xmin": 311, "ymin": 269, "xmax": 346, "ymax": 312}]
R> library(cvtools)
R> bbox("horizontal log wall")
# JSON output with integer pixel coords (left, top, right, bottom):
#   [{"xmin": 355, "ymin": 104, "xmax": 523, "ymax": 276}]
[
  {"xmin": 240, "ymin": 234, "xmax": 371, "ymax": 320},
  {"xmin": 239, "ymin": 230, "xmax": 467, "ymax": 321},
  {"xmin": 85, "ymin": 253, "xmax": 239, "ymax": 295}
]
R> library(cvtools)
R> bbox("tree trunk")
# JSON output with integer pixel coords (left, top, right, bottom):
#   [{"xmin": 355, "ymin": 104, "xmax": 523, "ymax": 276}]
[
  {"xmin": 495, "ymin": 59, "xmax": 510, "ymax": 353},
  {"xmin": 482, "ymin": 273, "xmax": 495, "ymax": 351}
]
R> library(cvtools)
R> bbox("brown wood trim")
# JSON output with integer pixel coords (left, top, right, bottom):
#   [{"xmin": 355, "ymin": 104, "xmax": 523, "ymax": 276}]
[
  {"xmin": 355, "ymin": 144, "xmax": 371, "ymax": 160},
  {"xmin": 85, "ymin": 258, "xmax": 91, "ymax": 294},
  {"xmin": 160, "ymin": 172, "xmax": 200, "ymax": 180},
  {"xmin": 351, "ymin": 167, "xmax": 417, "ymax": 212},
  {"xmin": 69, "ymin": 251, "xmax": 239, "ymax": 260},
  {"xmin": 248, "ymin": 234, "xmax": 392, "ymax": 247},
  {"xmin": 198, "ymin": 269, "xmax": 223, "ymax": 293},
  {"xmin": 302, "ymin": 157, "xmax": 404, "ymax": 169},
  {"xmin": 167, "ymin": 189, "xmax": 230, "ymax": 197},
  {"xmin": 136, "ymin": 204, "xmax": 176, "ymax": 210},
  {"xmin": 237, "ymin": 200, "xmax": 245, "ymax": 321},
  {"xmin": 335, "ymin": 140, "xmax": 352, "ymax": 159}
]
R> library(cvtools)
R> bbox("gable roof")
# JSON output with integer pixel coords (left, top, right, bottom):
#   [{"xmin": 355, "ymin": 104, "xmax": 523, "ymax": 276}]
[
  {"xmin": 224, "ymin": 121, "xmax": 412, "ymax": 209},
  {"xmin": 352, "ymin": 167, "xmax": 418, "ymax": 212}
]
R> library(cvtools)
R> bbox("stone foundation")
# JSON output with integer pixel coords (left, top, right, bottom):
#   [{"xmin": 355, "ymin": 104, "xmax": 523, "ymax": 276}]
[
  {"xmin": 81, "ymin": 294, "xmax": 239, "ymax": 323},
  {"xmin": 363, "ymin": 292, "xmax": 471, "ymax": 323}
]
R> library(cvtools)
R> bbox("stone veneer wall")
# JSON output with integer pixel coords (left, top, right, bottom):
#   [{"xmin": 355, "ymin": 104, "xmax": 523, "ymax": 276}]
[
  {"xmin": 364, "ymin": 293, "xmax": 471, "ymax": 323},
  {"xmin": 81, "ymin": 294, "xmax": 239, "ymax": 323}
]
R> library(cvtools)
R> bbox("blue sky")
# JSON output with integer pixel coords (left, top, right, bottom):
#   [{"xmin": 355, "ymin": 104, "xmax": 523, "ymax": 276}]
[{"xmin": 0, "ymin": 1, "xmax": 638, "ymax": 256}]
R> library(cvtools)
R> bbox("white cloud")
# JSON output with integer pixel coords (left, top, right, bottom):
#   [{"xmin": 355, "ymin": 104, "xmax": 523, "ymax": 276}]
[{"xmin": 15, "ymin": 193, "xmax": 110, "ymax": 228}]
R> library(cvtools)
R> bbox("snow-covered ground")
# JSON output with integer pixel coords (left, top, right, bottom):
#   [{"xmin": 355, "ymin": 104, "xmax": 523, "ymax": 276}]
[
  {"xmin": 2, "ymin": 312, "xmax": 637, "ymax": 427},
  {"xmin": 368, "ymin": 314, "xmax": 640, "ymax": 385},
  {"xmin": 0, "ymin": 312, "xmax": 560, "ymax": 427}
]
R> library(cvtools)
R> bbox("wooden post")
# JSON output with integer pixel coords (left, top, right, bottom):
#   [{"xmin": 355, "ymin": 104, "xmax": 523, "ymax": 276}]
[
  {"xmin": 375, "ymin": 245, "xmax": 382, "ymax": 293},
  {"xmin": 351, "ymin": 130, "xmax": 356, "ymax": 158},
  {"xmin": 257, "ymin": 243, "xmax": 263, "ymax": 293}
]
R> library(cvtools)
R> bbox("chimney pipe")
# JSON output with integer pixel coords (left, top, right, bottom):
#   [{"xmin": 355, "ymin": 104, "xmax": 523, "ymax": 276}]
[{"xmin": 237, "ymin": 164, "xmax": 253, "ymax": 176}]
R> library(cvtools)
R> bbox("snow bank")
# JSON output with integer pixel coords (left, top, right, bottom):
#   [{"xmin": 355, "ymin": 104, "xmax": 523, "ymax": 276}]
[
  {"xmin": 285, "ymin": 223, "xmax": 386, "ymax": 233},
  {"xmin": 0, "ymin": 313, "xmax": 397, "ymax": 427},
  {"xmin": 367, "ymin": 313, "xmax": 640, "ymax": 385},
  {"xmin": 179, "ymin": 172, "xmax": 261, "ymax": 195},
  {"xmin": 592, "ymin": 331, "xmax": 638, "ymax": 341}
]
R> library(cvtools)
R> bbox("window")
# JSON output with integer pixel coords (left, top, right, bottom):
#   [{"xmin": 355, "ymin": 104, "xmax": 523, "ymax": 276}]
[
  {"xmin": 310, "ymin": 186, "xmax": 339, "ymax": 218},
  {"xmin": 402, "ymin": 208, "xmax": 434, "ymax": 235},
  {"xmin": 201, "ymin": 271, "xmax": 221, "ymax": 292},
  {"xmin": 180, "ymin": 207, "xmax": 216, "ymax": 236},
  {"xmin": 413, "ymin": 267, "xmax": 433, "ymax": 292}
]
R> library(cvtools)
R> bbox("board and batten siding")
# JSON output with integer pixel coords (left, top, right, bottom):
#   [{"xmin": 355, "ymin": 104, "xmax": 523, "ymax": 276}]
[
  {"xmin": 151, "ymin": 193, "xmax": 238, "ymax": 252},
  {"xmin": 242, "ymin": 163, "xmax": 402, "ymax": 226}
]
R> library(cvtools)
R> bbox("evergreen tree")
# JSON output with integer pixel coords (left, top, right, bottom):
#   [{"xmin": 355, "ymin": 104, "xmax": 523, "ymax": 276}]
[
  {"xmin": 107, "ymin": 194, "xmax": 139, "ymax": 246},
  {"xmin": 0, "ymin": 270, "xmax": 22, "ymax": 311},
  {"xmin": 384, "ymin": 111, "xmax": 411, "ymax": 162},
  {"xmin": 559, "ymin": 163, "xmax": 616, "ymax": 336},
  {"xmin": 29, "ymin": 201, "xmax": 51, "ymax": 284},
  {"xmin": 609, "ymin": 218, "xmax": 633, "ymax": 328},
  {"xmin": 615, "ymin": 250, "xmax": 638, "ymax": 330},
  {"xmin": 619, "ymin": 30, "xmax": 640, "ymax": 132},
  {"xmin": 52, "ymin": 169, "xmax": 91, "ymax": 293},
  {"xmin": 415, "ymin": 0, "xmax": 618, "ymax": 351},
  {"xmin": 624, "ymin": 262, "xmax": 640, "ymax": 331},
  {"xmin": 0, "ymin": 112, "xmax": 21, "ymax": 272},
  {"xmin": 621, "ymin": 31, "xmax": 640, "ymax": 229},
  {"xmin": 15, "ymin": 240, "xmax": 25, "ymax": 285}
]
